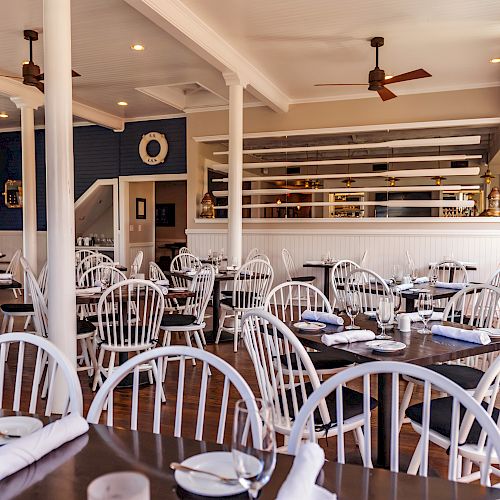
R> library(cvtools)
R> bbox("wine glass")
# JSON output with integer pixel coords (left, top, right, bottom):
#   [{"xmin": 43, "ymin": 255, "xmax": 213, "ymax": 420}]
[
  {"xmin": 100, "ymin": 266, "xmax": 111, "ymax": 289},
  {"xmin": 375, "ymin": 297, "xmax": 393, "ymax": 339},
  {"xmin": 232, "ymin": 398, "xmax": 276, "ymax": 499},
  {"xmin": 345, "ymin": 292, "xmax": 361, "ymax": 330},
  {"xmin": 392, "ymin": 264, "xmax": 403, "ymax": 283},
  {"xmin": 417, "ymin": 292, "xmax": 433, "ymax": 334}
]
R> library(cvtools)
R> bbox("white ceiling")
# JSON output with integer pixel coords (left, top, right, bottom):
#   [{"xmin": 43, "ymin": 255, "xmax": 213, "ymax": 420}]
[
  {"xmin": 182, "ymin": 0, "xmax": 500, "ymax": 100},
  {"xmin": 0, "ymin": 0, "xmax": 498, "ymax": 127}
]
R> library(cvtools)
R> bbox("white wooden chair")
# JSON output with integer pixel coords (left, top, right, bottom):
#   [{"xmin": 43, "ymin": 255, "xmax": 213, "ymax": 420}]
[
  {"xmin": 149, "ymin": 261, "xmax": 181, "ymax": 313},
  {"xmin": 75, "ymin": 248, "xmax": 97, "ymax": 266},
  {"xmin": 159, "ymin": 265, "xmax": 215, "ymax": 363},
  {"xmin": 178, "ymin": 246, "xmax": 190, "ymax": 255},
  {"xmin": 345, "ymin": 267, "xmax": 393, "ymax": 314},
  {"xmin": 430, "ymin": 259, "xmax": 469, "ymax": 284},
  {"xmin": 170, "ymin": 253, "xmax": 202, "ymax": 289},
  {"xmin": 330, "ymin": 259, "xmax": 360, "ymax": 312},
  {"xmin": 2, "ymin": 249, "xmax": 22, "ymax": 298},
  {"xmin": 87, "ymin": 346, "xmax": 260, "ymax": 444},
  {"xmin": 245, "ymin": 247, "xmax": 260, "ymax": 263},
  {"xmin": 149, "ymin": 261, "xmax": 167, "ymax": 281},
  {"xmin": 488, "ymin": 268, "xmax": 500, "ymax": 288},
  {"xmin": 264, "ymin": 282, "xmax": 352, "ymax": 377},
  {"xmin": 399, "ymin": 284, "xmax": 500, "ymax": 429},
  {"xmin": 287, "ymin": 360, "xmax": 500, "ymax": 486},
  {"xmin": 76, "ymin": 253, "xmax": 113, "ymax": 283},
  {"xmin": 359, "ymin": 249, "xmax": 368, "ymax": 268},
  {"xmin": 0, "ymin": 332, "xmax": 83, "ymax": 416},
  {"xmin": 216, "ymin": 259, "xmax": 274, "ymax": 352},
  {"xmin": 130, "ymin": 250, "xmax": 144, "ymax": 277},
  {"xmin": 282, "ymin": 248, "xmax": 315, "ymax": 283},
  {"xmin": 93, "ymin": 279, "xmax": 165, "ymax": 390},
  {"xmin": 242, "ymin": 309, "xmax": 372, "ymax": 455}
]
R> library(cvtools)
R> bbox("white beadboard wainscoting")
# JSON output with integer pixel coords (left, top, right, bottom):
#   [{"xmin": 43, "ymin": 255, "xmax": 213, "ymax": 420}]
[
  {"xmin": 0, "ymin": 231, "xmax": 47, "ymax": 277},
  {"xmin": 129, "ymin": 242, "xmax": 155, "ymax": 274},
  {"xmin": 187, "ymin": 222, "xmax": 500, "ymax": 287}
]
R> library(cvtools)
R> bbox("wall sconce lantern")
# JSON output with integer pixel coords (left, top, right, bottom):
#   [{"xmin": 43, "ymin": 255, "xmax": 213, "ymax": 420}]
[
  {"xmin": 200, "ymin": 192, "xmax": 215, "ymax": 218},
  {"xmin": 3, "ymin": 180, "xmax": 23, "ymax": 208},
  {"xmin": 481, "ymin": 167, "xmax": 495, "ymax": 185},
  {"xmin": 480, "ymin": 186, "xmax": 500, "ymax": 216}
]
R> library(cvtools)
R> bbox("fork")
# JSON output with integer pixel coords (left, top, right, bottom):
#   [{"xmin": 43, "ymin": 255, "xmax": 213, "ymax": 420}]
[{"xmin": 170, "ymin": 462, "xmax": 240, "ymax": 485}]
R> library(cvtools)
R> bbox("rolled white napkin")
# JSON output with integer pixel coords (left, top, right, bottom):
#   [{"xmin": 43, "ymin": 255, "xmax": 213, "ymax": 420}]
[
  {"xmin": 0, "ymin": 413, "xmax": 89, "ymax": 481},
  {"xmin": 414, "ymin": 277, "xmax": 429, "ymax": 284},
  {"xmin": 478, "ymin": 328, "xmax": 500, "ymax": 337},
  {"xmin": 75, "ymin": 286, "xmax": 102, "ymax": 296},
  {"xmin": 181, "ymin": 267, "xmax": 194, "ymax": 273},
  {"xmin": 405, "ymin": 311, "xmax": 444, "ymax": 322},
  {"xmin": 435, "ymin": 281, "xmax": 467, "ymax": 290},
  {"xmin": 156, "ymin": 279, "xmax": 169, "ymax": 286},
  {"xmin": 304, "ymin": 260, "xmax": 325, "ymax": 266},
  {"xmin": 0, "ymin": 273, "xmax": 13, "ymax": 280},
  {"xmin": 302, "ymin": 310, "xmax": 344, "ymax": 326},
  {"xmin": 321, "ymin": 329, "xmax": 375, "ymax": 346},
  {"xmin": 431, "ymin": 324, "xmax": 491, "ymax": 345},
  {"xmin": 394, "ymin": 283, "xmax": 413, "ymax": 291},
  {"xmin": 276, "ymin": 442, "xmax": 335, "ymax": 500}
]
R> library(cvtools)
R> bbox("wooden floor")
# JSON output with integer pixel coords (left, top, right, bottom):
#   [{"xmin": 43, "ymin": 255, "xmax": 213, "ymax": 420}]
[{"xmin": 0, "ymin": 287, "xmax": 463, "ymax": 479}]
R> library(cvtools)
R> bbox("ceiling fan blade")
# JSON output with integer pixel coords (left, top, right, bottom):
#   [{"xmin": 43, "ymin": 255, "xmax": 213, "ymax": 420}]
[
  {"xmin": 314, "ymin": 83, "xmax": 367, "ymax": 86},
  {"xmin": 377, "ymin": 86, "xmax": 397, "ymax": 101},
  {"xmin": 0, "ymin": 75, "xmax": 23, "ymax": 79},
  {"xmin": 384, "ymin": 69, "xmax": 431, "ymax": 85},
  {"xmin": 35, "ymin": 81, "xmax": 44, "ymax": 93},
  {"xmin": 38, "ymin": 69, "xmax": 81, "ymax": 81}
]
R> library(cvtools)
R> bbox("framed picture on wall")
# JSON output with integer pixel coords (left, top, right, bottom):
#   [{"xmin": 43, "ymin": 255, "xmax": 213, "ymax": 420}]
[
  {"xmin": 136, "ymin": 198, "xmax": 146, "ymax": 219},
  {"xmin": 155, "ymin": 203, "xmax": 175, "ymax": 227}
]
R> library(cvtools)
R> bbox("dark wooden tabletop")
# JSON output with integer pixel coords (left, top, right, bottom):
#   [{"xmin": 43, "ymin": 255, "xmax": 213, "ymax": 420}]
[
  {"xmin": 4, "ymin": 423, "xmax": 497, "ymax": 499},
  {"xmin": 76, "ymin": 289, "xmax": 194, "ymax": 305},
  {"xmin": 292, "ymin": 314, "xmax": 500, "ymax": 366},
  {"xmin": 303, "ymin": 261, "xmax": 337, "ymax": 268},
  {"xmin": 0, "ymin": 279, "xmax": 22, "ymax": 290},
  {"xmin": 169, "ymin": 270, "xmax": 241, "ymax": 282}
]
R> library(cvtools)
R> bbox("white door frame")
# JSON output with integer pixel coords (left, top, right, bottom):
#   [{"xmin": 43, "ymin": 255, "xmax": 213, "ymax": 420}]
[{"xmin": 118, "ymin": 173, "xmax": 188, "ymax": 267}]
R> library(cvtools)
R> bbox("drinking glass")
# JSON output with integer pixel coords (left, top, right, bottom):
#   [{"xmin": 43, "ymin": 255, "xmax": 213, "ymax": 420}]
[
  {"xmin": 417, "ymin": 292, "xmax": 434, "ymax": 334},
  {"xmin": 100, "ymin": 266, "xmax": 111, "ymax": 289},
  {"xmin": 345, "ymin": 292, "xmax": 361, "ymax": 330},
  {"xmin": 392, "ymin": 264, "xmax": 403, "ymax": 283},
  {"xmin": 387, "ymin": 287, "xmax": 402, "ymax": 329},
  {"xmin": 232, "ymin": 398, "xmax": 276, "ymax": 499},
  {"xmin": 429, "ymin": 272, "xmax": 438, "ymax": 286},
  {"xmin": 375, "ymin": 297, "xmax": 393, "ymax": 339}
]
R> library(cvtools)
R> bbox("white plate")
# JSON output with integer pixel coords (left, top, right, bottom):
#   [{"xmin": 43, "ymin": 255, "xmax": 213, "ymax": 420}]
[
  {"xmin": 365, "ymin": 340, "xmax": 407, "ymax": 353},
  {"xmin": 0, "ymin": 416, "xmax": 43, "ymax": 445},
  {"xmin": 169, "ymin": 287, "xmax": 188, "ymax": 292},
  {"xmin": 478, "ymin": 328, "xmax": 500, "ymax": 338},
  {"xmin": 293, "ymin": 321, "xmax": 327, "ymax": 331},
  {"xmin": 174, "ymin": 451, "xmax": 245, "ymax": 497}
]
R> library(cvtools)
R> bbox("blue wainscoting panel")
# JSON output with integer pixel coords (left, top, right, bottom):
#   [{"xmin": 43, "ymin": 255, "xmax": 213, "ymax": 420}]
[{"xmin": 0, "ymin": 117, "xmax": 186, "ymax": 231}]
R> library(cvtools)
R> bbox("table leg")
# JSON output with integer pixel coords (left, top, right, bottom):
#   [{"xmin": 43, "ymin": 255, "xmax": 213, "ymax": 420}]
[
  {"xmin": 323, "ymin": 267, "xmax": 330, "ymax": 301},
  {"xmin": 212, "ymin": 279, "xmax": 220, "ymax": 335},
  {"xmin": 376, "ymin": 373, "xmax": 392, "ymax": 469}
]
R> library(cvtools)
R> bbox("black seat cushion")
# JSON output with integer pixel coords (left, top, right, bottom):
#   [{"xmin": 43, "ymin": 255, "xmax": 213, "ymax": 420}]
[
  {"xmin": 426, "ymin": 364, "xmax": 484, "ymax": 390},
  {"xmin": 221, "ymin": 291, "xmax": 256, "ymax": 308},
  {"xmin": 161, "ymin": 314, "xmax": 197, "ymax": 327},
  {"xmin": 280, "ymin": 352, "xmax": 351, "ymax": 371},
  {"xmin": 291, "ymin": 276, "xmax": 316, "ymax": 282},
  {"xmin": 0, "ymin": 303, "xmax": 34, "ymax": 313},
  {"xmin": 85, "ymin": 313, "xmax": 121, "ymax": 323},
  {"xmin": 77, "ymin": 319, "xmax": 96, "ymax": 335},
  {"xmin": 284, "ymin": 381, "xmax": 377, "ymax": 432},
  {"xmin": 406, "ymin": 396, "xmax": 500, "ymax": 445}
]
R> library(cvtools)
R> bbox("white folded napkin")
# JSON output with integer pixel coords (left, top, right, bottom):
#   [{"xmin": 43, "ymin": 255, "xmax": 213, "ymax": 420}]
[
  {"xmin": 405, "ymin": 311, "xmax": 444, "ymax": 322},
  {"xmin": 394, "ymin": 283, "xmax": 413, "ymax": 291},
  {"xmin": 413, "ymin": 277, "xmax": 429, "ymax": 284},
  {"xmin": 435, "ymin": 281, "xmax": 467, "ymax": 290},
  {"xmin": 431, "ymin": 324, "xmax": 491, "ymax": 345},
  {"xmin": 156, "ymin": 279, "xmax": 169, "ymax": 286},
  {"xmin": 276, "ymin": 442, "xmax": 336, "ymax": 500},
  {"xmin": 0, "ymin": 413, "xmax": 89, "ymax": 481},
  {"xmin": 304, "ymin": 260, "xmax": 324, "ymax": 266},
  {"xmin": 478, "ymin": 328, "xmax": 500, "ymax": 337},
  {"xmin": 302, "ymin": 310, "xmax": 344, "ymax": 326},
  {"xmin": 321, "ymin": 329, "xmax": 375, "ymax": 346},
  {"xmin": 181, "ymin": 267, "xmax": 194, "ymax": 273},
  {"xmin": 370, "ymin": 278, "xmax": 393, "ymax": 285},
  {"xmin": 75, "ymin": 286, "xmax": 102, "ymax": 296},
  {"xmin": 0, "ymin": 273, "xmax": 13, "ymax": 280}
]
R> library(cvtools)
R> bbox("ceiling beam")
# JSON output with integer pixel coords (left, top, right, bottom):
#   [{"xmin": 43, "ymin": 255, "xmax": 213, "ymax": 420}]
[
  {"xmin": 213, "ymin": 166, "xmax": 481, "ymax": 183},
  {"xmin": 123, "ymin": 0, "xmax": 290, "ymax": 113},
  {"xmin": 194, "ymin": 118, "xmax": 500, "ymax": 143},
  {"xmin": 0, "ymin": 76, "xmax": 125, "ymax": 131},
  {"xmin": 213, "ymin": 136, "xmax": 482, "ymax": 156}
]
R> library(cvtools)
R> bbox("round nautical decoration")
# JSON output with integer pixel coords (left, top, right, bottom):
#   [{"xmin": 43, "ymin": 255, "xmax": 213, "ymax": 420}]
[{"xmin": 139, "ymin": 132, "xmax": 169, "ymax": 165}]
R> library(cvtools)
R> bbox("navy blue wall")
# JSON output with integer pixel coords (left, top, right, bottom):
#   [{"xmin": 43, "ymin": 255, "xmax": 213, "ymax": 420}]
[{"xmin": 0, "ymin": 117, "xmax": 186, "ymax": 231}]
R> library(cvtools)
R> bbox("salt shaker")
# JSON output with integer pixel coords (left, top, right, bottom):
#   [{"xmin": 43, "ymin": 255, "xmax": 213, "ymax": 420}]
[{"xmin": 398, "ymin": 314, "xmax": 411, "ymax": 332}]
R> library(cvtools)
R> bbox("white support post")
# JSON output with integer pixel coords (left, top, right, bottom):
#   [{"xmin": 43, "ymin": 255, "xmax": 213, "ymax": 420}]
[
  {"xmin": 11, "ymin": 98, "xmax": 39, "ymax": 278},
  {"xmin": 43, "ymin": 0, "xmax": 77, "ymax": 411},
  {"xmin": 223, "ymin": 73, "xmax": 246, "ymax": 267}
]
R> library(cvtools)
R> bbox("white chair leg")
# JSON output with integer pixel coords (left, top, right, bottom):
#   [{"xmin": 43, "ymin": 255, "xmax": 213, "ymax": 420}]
[
  {"xmin": 233, "ymin": 314, "xmax": 240, "ymax": 353},
  {"xmin": 23, "ymin": 315, "xmax": 31, "ymax": 330},
  {"xmin": 407, "ymin": 436, "xmax": 423, "ymax": 475},
  {"xmin": 92, "ymin": 348, "xmax": 106, "ymax": 391},
  {"xmin": 184, "ymin": 332, "xmax": 196, "ymax": 366},
  {"xmin": 1, "ymin": 315, "xmax": 8, "ymax": 334},
  {"xmin": 199, "ymin": 329, "xmax": 207, "ymax": 345},
  {"xmin": 7, "ymin": 316, "xmax": 14, "ymax": 333},
  {"xmin": 354, "ymin": 426, "xmax": 372, "ymax": 468},
  {"xmin": 193, "ymin": 331, "xmax": 211, "ymax": 376},
  {"xmin": 215, "ymin": 310, "xmax": 227, "ymax": 344},
  {"xmin": 86, "ymin": 336, "xmax": 99, "ymax": 379},
  {"xmin": 399, "ymin": 381, "xmax": 415, "ymax": 431}
]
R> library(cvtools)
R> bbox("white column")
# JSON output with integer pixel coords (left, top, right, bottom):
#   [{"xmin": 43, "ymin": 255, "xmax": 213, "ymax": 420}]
[
  {"xmin": 223, "ymin": 73, "xmax": 246, "ymax": 267},
  {"xmin": 11, "ymin": 99, "xmax": 38, "ymax": 277},
  {"xmin": 43, "ymin": 0, "xmax": 77, "ymax": 408}
]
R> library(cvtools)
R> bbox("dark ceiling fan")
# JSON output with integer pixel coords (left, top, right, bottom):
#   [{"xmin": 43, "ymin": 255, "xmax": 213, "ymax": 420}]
[
  {"xmin": 314, "ymin": 37, "xmax": 431, "ymax": 101},
  {"xmin": 0, "ymin": 29, "xmax": 80, "ymax": 93}
]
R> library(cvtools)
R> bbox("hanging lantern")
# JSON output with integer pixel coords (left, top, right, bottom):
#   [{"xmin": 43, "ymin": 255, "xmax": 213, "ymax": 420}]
[
  {"xmin": 342, "ymin": 177, "xmax": 355, "ymax": 188},
  {"xmin": 387, "ymin": 177, "xmax": 399, "ymax": 187},
  {"xmin": 480, "ymin": 186, "xmax": 500, "ymax": 216},
  {"xmin": 276, "ymin": 198, "xmax": 282, "ymax": 205},
  {"xmin": 481, "ymin": 167, "xmax": 495, "ymax": 185},
  {"xmin": 200, "ymin": 192, "xmax": 215, "ymax": 218},
  {"xmin": 431, "ymin": 176, "xmax": 446, "ymax": 186}
]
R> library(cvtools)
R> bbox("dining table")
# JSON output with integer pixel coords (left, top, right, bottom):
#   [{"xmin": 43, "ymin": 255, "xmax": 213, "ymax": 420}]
[
  {"xmin": 2, "ymin": 421, "xmax": 498, "ymax": 499},
  {"xmin": 303, "ymin": 261, "xmax": 336, "ymax": 300},
  {"xmin": 291, "ymin": 314, "xmax": 500, "ymax": 469}
]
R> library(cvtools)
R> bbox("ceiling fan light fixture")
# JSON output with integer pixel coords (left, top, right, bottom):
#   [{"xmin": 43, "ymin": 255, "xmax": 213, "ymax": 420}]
[
  {"xmin": 131, "ymin": 44, "xmax": 145, "ymax": 51},
  {"xmin": 22, "ymin": 60, "xmax": 29, "ymax": 65},
  {"xmin": 117, "ymin": 101, "xmax": 128, "ymax": 106},
  {"xmin": 0, "ymin": 112, "xmax": 8, "ymax": 118},
  {"xmin": 489, "ymin": 58, "xmax": 500, "ymax": 64}
]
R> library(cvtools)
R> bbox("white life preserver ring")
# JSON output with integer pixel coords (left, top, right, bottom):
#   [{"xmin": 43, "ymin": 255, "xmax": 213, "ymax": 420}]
[{"xmin": 139, "ymin": 132, "xmax": 169, "ymax": 165}]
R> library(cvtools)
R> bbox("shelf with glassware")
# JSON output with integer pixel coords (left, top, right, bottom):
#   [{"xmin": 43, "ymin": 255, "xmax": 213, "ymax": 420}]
[{"xmin": 328, "ymin": 192, "xmax": 365, "ymax": 218}]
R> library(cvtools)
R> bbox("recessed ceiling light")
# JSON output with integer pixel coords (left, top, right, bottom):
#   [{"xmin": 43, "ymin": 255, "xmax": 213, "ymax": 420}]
[
  {"xmin": 490, "ymin": 58, "xmax": 500, "ymax": 64},
  {"xmin": 117, "ymin": 101, "xmax": 128, "ymax": 106},
  {"xmin": 131, "ymin": 44, "xmax": 145, "ymax": 51},
  {"xmin": 0, "ymin": 112, "xmax": 9, "ymax": 118}
]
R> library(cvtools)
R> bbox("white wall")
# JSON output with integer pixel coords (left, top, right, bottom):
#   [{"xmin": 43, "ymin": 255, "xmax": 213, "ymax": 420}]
[{"xmin": 0, "ymin": 231, "xmax": 47, "ymax": 280}]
